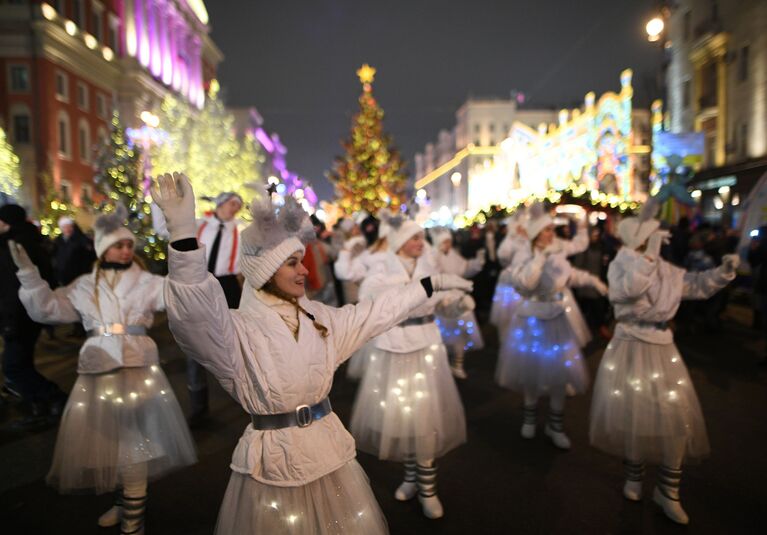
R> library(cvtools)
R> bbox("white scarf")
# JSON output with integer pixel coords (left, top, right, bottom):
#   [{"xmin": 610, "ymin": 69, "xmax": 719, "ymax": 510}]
[{"xmin": 255, "ymin": 289, "xmax": 300, "ymax": 340}]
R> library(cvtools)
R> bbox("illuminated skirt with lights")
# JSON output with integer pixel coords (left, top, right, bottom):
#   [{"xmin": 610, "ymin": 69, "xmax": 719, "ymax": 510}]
[
  {"xmin": 349, "ymin": 343, "xmax": 467, "ymax": 462},
  {"xmin": 346, "ymin": 341, "xmax": 374, "ymax": 381},
  {"xmin": 589, "ymin": 338, "xmax": 709, "ymax": 463},
  {"xmin": 436, "ymin": 311, "xmax": 484, "ymax": 352},
  {"xmin": 490, "ymin": 280, "xmax": 522, "ymax": 332},
  {"xmin": 47, "ymin": 365, "xmax": 197, "ymax": 494},
  {"xmin": 215, "ymin": 460, "xmax": 388, "ymax": 535},
  {"xmin": 562, "ymin": 287, "xmax": 592, "ymax": 348},
  {"xmin": 495, "ymin": 313, "xmax": 589, "ymax": 397}
]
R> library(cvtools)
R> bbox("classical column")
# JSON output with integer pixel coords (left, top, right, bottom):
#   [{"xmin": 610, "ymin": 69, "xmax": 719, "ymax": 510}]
[
  {"xmin": 715, "ymin": 50, "xmax": 727, "ymax": 166},
  {"xmin": 124, "ymin": 0, "xmax": 138, "ymax": 57},
  {"xmin": 137, "ymin": 0, "xmax": 150, "ymax": 67}
]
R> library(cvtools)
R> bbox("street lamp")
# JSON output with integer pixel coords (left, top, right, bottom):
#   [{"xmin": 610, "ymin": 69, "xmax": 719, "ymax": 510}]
[
  {"xmin": 451, "ymin": 172, "xmax": 462, "ymax": 187},
  {"xmin": 646, "ymin": 16, "xmax": 665, "ymax": 42}
]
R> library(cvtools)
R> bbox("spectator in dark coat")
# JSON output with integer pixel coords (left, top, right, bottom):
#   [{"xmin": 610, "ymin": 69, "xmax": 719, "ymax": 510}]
[
  {"xmin": 0, "ymin": 204, "xmax": 67, "ymax": 426},
  {"xmin": 53, "ymin": 217, "xmax": 96, "ymax": 286},
  {"xmin": 748, "ymin": 226, "xmax": 767, "ymax": 364}
]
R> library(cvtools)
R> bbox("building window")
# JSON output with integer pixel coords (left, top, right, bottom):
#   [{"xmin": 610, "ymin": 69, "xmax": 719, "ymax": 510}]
[
  {"xmin": 91, "ymin": 1, "xmax": 104, "ymax": 42},
  {"xmin": 741, "ymin": 122, "xmax": 748, "ymax": 157},
  {"xmin": 502, "ymin": 123, "xmax": 509, "ymax": 135},
  {"xmin": 9, "ymin": 64, "xmax": 30, "ymax": 93},
  {"xmin": 683, "ymin": 79, "xmax": 691, "ymax": 109},
  {"xmin": 55, "ymin": 70, "xmax": 69, "ymax": 101},
  {"xmin": 72, "ymin": 0, "xmax": 86, "ymax": 27},
  {"xmin": 473, "ymin": 124, "xmax": 480, "ymax": 134},
  {"xmin": 683, "ymin": 10, "xmax": 692, "ymax": 42},
  {"xmin": 58, "ymin": 111, "xmax": 72, "ymax": 158},
  {"xmin": 739, "ymin": 45, "xmax": 750, "ymax": 82},
  {"xmin": 60, "ymin": 179, "xmax": 72, "ymax": 202},
  {"xmin": 12, "ymin": 113, "xmax": 31, "ymax": 144},
  {"xmin": 78, "ymin": 119, "xmax": 91, "ymax": 163},
  {"xmin": 474, "ymin": 138, "xmax": 481, "ymax": 146},
  {"xmin": 77, "ymin": 82, "xmax": 89, "ymax": 111},
  {"xmin": 81, "ymin": 183, "xmax": 93, "ymax": 203},
  {"xmin": 97, "ymin": 126, "xmax": 107, "ymax": 146},
  {"xmin": 96, "ymin": 93, "xmax": 107, "ymax": 118},
  {"xmin": 108, "ymin": 15, "xmax": 120, "ymax": 54}
]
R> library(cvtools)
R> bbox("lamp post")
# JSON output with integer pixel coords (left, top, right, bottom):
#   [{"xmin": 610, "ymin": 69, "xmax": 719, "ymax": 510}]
[{"xmin": 451, "ymin": 171, "xmax": 462, "ymax": 212}]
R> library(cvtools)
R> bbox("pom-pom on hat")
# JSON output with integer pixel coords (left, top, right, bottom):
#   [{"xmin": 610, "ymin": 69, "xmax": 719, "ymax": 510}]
[
  {"xmin": 525, "ymin": 202, "xmax": 553, "ymax": 240},
  {"xmin": 387, "ymin": 214, "xmax": 424, "ymax": 252},
  {"xmin": 94, "ymin": 205, "xmax": 135, "ymax": 258},
  {"xmin": 239, "ymin": 194, "xmax": 315, "ymax": 289},
  {"xmin": 617, "ymin": 197, "xmax": 661, "ymax": 250}
]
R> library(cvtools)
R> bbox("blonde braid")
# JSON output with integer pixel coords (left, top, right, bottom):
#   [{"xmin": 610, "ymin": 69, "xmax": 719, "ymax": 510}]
[{"xmin": 262, "ymin": 281, "xmax": 329, "ymax": 338}]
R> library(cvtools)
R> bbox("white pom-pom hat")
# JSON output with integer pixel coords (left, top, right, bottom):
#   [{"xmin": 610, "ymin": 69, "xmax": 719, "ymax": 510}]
[
  {"xmin": 94, "ymin": 206, "xmax": 135, "ymax": 258},
  {"xmin": 430, "ymin": 227, "xmax": 452, "ymax": 247},
  {"xmin": 239, "ymin": 195, "xmax": 315, "ymax": 289},
  {"xmin": 387, "ymin": 215, "xmax": 424, "ymax": 253},
  {"xmin": 525, "ymin": 202, "xmax": 553, "ymax": 240},
  {"xmin": 617, "ymin": 198, "xmax": 661, "ymax": 250}
]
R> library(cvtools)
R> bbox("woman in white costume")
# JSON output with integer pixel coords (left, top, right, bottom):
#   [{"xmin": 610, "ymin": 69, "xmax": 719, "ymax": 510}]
[
  {"xmin": 431, "ymin": 227, "xmax": 485, "ymax": 379},
  {"xmin": 350, "ymin": 217, "xmax": 471, "ymax": 519},
  {"xmin": 152, "ymin": 173, "xmax": 471, "ymax": 534},
  {"xmin": 589, "ymin": 203, "xmax": 738, "ymax": 525},
  {"xmin": 8, "ymin": 207, "xmax": 196, "ymax": 535},
  {"xmin": 495, "ymin": 203, "xmax": 607, "ymax": 449},
  {"xmin": 490, "ymin": 211, "xmax": 527, "ymax": 332},
  {"xmin": 334, "ymin": 220, "xmax": 391, "ymax": 381}
]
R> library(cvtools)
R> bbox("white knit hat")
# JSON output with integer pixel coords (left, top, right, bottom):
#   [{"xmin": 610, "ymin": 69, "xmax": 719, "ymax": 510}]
[
  {"xmin": 430, "ymin": 227, "xmax": 452, "ymax": 247},
  {"xmin": 213, "ymin": 191, "xmax": 243, "ymax": 208},
  {"xmin": 617, "ymin": 198, "xmax": 661, "ymax": 250},
  {"xmin": 93, "ymin": 206, "xmax": 135, "ymax": 258},
  {"xmin": 525, "ymin": 202, "xmax": 553, "ymax": 240},
  {"xmin": 387, "ymin": 215, "xmax": 424, "ymax": 252},
  {"xmin": 239, "ymin": 195, "xmax": 315, "ymax": 289},
  {"xmin": 58, "ymin": 216, "xmax": 74, "ymax": 228}
]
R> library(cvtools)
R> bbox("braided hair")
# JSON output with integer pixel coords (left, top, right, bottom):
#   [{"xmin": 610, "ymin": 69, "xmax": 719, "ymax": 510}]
[{"xmin": 262, "ymin": 280, "xmax": 329, "ymax": 338}]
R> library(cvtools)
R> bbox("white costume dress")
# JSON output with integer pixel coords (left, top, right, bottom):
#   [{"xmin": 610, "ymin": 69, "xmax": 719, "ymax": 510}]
[
  {"xmin": 164, "ymin": 245, "xmax": 435, "ymax": 534},
  {"xmin": 491, "ymin": 235, "xmax": 526, "ymax": 331},
  {"xmin": 433, "ymin": 247, "xmax": 484, "ymax": 351},
  {"xmin": 495, "ymin": 245, "xmax": 603, "ymax": 397},
  {"xmin": 334, "ymin": 247, "xmax": 389, "ymax": 380},
  {"xmin": 350, "ymin": 252, "xmax": 467, "ymax": 462},
  {"xmin": 16, "ymin": 263, "xmax": 196, "ymax": 494},
  {"xmin": 589, "ymin": 248, "xmax": 735, "ymax": 462}
]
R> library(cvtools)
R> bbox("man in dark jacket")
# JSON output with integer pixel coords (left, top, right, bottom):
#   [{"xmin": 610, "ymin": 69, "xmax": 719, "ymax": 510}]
[
  {"xmin": 0, "ymin": 204, "xmax": 67, "ymax": 426},
  {"xmin": 53, "ymin": 217, "xmax": 96, "ymax": 286}
]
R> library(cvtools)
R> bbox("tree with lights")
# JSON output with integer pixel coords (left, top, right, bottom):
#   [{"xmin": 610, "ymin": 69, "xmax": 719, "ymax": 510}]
[
  {"xmin": 331, "ymin": 64, "xmax": 408, "ymax": 215},
  {"xmin": 0, "ymin": 126, "xmax": 22, "ymax": 204},
  {"xmin": 93, "ymin": 111, "xmax": 167, "ymax": 270},
  {"xmin": 151, "ymin": 84, "xmax": 266, "ymax": 215},
  {"xmin": 38, "ymin": 171, "xmax": 75, "ymax": 238}
]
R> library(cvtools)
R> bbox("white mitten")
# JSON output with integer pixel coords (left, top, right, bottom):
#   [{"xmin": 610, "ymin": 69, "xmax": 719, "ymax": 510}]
[
  {"xmin": 721, "ymin": 254, "xmax": 740, "ymax": 274},
  {"xmin": 593, "ymin": 278, "xmax": 608, "ymax": 296},
  {"xmin": 345, "ymin": 236, "xmax": 366, "ymax": 256},
  {"xmin": 431, "ymin": 273, "xmax": 473, "ymax": 293},
  {"xmin": 7, "ymin": 240, "xmax": 35, "ymax": 271},
  {"xmin": 460, "ymin": 294, "xmax": 476, "ymax": 312},
  {"xmin": 645, "ymin": 230, "xmax": 671, "ymax": 260},
  {"xmin": 150, "ymin": 172, "xmax": 197, "ymax": 242}
]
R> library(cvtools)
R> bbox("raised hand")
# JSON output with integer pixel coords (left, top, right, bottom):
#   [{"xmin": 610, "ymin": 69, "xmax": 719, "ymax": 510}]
[
  {"xmin": 8, "ymin": 240, "xmax": 34, "ymax": 271},
  {"xmin": 431, "ymin": 273, "xmax": 473, "ymax": 293},
  {"xmin": 150, "ymin": 172, "xmax": 197, "ymax": 242}
]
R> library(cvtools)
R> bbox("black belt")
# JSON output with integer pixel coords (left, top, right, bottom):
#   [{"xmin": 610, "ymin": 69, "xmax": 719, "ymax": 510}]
[
  {"xmin": 621, "ymin": 320, "xmax": 669, "ymax": 331},
  {"xmin": 399, "ymin": 315, "xmax": 435, "ymax": 327},
  {"xmin": 250, "ymin": 398, "xmax": 332, "ymax": 430}
]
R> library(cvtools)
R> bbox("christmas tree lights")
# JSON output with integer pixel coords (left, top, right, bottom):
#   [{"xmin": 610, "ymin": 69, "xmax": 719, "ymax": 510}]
[{"xmin": 0, "ymin": 127, "xmax": 22, "ymax": 203}]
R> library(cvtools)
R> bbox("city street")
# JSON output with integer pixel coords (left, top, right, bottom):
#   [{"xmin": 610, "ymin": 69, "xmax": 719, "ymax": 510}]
[{"xmin": 1, "ymin": 307, "xmax": 764, "ymax": 534}]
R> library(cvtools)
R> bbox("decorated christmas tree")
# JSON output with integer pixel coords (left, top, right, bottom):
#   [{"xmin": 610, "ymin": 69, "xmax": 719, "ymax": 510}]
[
  {"xmin": 331, "ymin": 64, "xmax": 408, "ymax": 215},
  {"xmin": 0, "ymin": 126, "xmax": 22, "ymax": 204},
  {"xmin": 151, "ymin": 82, "xmax": 266, "ymax": 215},
  {"xmin": 93, "ymin": 111, "xmax": 167, "ymax": 269},
  {"xmin": 38, "ymin": 171, "xmax": 75, "ymax": 237}
]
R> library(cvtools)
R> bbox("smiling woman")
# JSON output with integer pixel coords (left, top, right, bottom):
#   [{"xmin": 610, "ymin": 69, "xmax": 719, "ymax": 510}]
[{"xmin": 152, "ymin": 172, "xmax": 472, "ymax": 534}]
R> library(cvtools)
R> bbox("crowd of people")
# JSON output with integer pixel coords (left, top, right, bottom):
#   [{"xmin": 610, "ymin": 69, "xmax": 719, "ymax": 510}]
[{"xmin": 0, "ymin": 175, "xmax": 754, "ymax": 533}]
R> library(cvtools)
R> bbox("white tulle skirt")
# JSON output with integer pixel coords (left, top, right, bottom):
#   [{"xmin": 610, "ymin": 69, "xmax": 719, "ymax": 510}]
[
  {"xmin": 345, "ymin": 342, "xmax": 375, "ymax": 381},
  {"xmin": 47, "ymin": 365, "xmax": 197, "ymax": 494},
  {"xmin": 589, "ymin": 338, "xmax": 710, "ymax": 463},
  {"xmin": 562, "ymin": 287, "xmax": 592, "ymax": 348},
  {"xmin": 350, "ymin": 343, "xmax": 466, "ymax": 461},
  {"xmin": 436, "ymin": 311, "xmax": 484, "ymax": 351},
  {"xmin": 215, "ymin": 461, "xmax": 388, "ymax": 535},
  {"xmin": 490, "ymin": 280, "xmax": 522, "ymax": 332},
  {"xmin": 495, "ymin": 313, "xmax": 589, "ymax": 397}
]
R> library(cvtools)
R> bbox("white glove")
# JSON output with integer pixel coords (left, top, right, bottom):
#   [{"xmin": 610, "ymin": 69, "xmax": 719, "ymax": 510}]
[
  {"xmin": 645, "ymin": 230, "xmax": 671, "ymax": 260},
  {"xmin": 150, "ymin": 172, "xmax": 197, "ymax": 242},
  {"xmin": 459, "ymin": 294, "xmax": 476, "ymax": 312},
  {"xmin": 345, "ymin": 236, "xmax": 366, "ymax": 256},
  {"xmin": 593, "ymin": 278, "xmax": 608, "ymax": 296},
  {"xmin": 721, "ymin": 254, "xmax": 740, "ymax": 274},
  {"xmin": 8, "ymin": 240, "xmax": 35, "ymax": 271},
  {"xmin": 430, "ymin": 273, "xmax": 473, "ymax": 293}
]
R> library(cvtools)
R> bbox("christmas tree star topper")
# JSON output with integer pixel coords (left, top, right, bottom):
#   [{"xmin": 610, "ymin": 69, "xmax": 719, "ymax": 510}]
[{"xmin": 357, "ymin": 64, "xmax": 376, "ymax": 85}]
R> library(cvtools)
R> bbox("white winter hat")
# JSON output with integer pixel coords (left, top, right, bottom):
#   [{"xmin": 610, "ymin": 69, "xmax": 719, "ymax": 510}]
[
  {"xmin": 617, "ymin": 199, "xmax": 661, "ymax": 250},
  {"xmin": 388, "ymin": 216, "xmax": 424, "ymax": 252},
  {"xmin": 239, "ymin": 195, "xmax": 315, "ymax": 289},
  {"xmin": 94, "ymin": 206, "xmax": 135, "ymax": 258},
  {"xmin": 58, "ymin": 216, "xmax": 74, "ymax": 228},
  {"xmin": 213, "ymin": 191, "xmax": 243, "ymax": 208},
  {"xmin": 430, "ymin": 227, "xmax": 452, "ymax": 247},
  {"xmin": 525, "ymin": 202, "xmax": 553, "ymax": 240}
]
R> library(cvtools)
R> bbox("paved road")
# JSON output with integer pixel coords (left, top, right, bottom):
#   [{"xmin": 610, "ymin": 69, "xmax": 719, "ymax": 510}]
[{"xmin": 1, "ymin": 309, "xmax": 765, "ymax": 534}]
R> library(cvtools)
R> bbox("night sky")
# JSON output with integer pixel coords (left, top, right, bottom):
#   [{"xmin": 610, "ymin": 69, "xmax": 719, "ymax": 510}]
[{"xmin": 207, "ymin": 0, "xmax": 663, "ymax": 201}]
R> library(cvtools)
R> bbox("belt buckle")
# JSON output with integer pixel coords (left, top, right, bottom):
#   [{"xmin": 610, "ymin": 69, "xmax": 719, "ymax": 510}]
[
  {"xmin": 103, "ymin": 325, "xmax": 113, "ymax": 337},
  {"xmin": 295, "ymin": 404, "xmax": 313, "ymax": 428}
]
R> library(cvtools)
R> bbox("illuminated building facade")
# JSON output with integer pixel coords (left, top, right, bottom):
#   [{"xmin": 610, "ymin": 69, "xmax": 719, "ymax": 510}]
[{"xmin": 0, "ymin": 0, "xmax": 221, "ymax": 211}]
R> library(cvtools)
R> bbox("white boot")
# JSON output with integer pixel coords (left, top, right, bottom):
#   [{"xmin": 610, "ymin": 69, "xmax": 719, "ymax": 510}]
[
  {"xmin": 654, "ymin": 465, "xmax": 689, "ymax": 525},
  {"xmin": 653, "ymin": 487, "xmax": 689, "ymax": 524},
  {"xmin": 450, "ymin": 366, "xmax": 467, "ymax": 380},
  {"xmin": 623, "ymin": 480, "xmax": 643, "ymax": 501},
  {"xmin": 395, "ymin": 459, "xmax": 417, "ymax": 501},
  {"xmin": 450, "ymin": 347, "xmax": 467, "ymax": 379},
  {"xmin": 120, "ymin": 493, "xmax": 146, "ymax": 535},
  {"xmin": 521, "ymin": 403, "xmax": 536, "ymax": 438},
  {"xmin": 545, "ymin": 409, "xmax": 570, "ymax": 449},
  {"xmin": 622, "ymin": 460, "xmax": 645, "ymax": 501},
  {"xmin": 98, "ymin": 505, "xmax": 121, "ymax": 527},
  {"xmin": 416, "ymin": 462, "xmax": 443, "ymax": 519}
]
